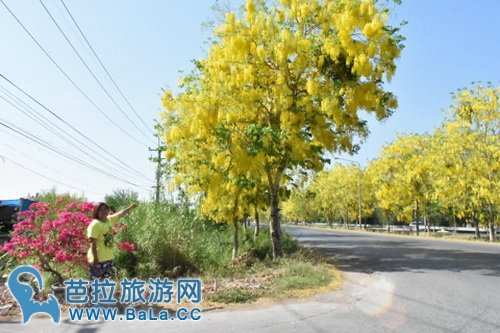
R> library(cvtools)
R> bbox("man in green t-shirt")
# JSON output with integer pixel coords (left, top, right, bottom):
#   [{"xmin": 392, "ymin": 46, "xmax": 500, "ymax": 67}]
[{"xmin": 87, "ymin": 202, "xmax": 137, "ymax": 281}]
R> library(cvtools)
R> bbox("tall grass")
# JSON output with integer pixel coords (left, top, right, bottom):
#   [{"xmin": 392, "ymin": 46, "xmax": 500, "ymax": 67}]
[
  {"xmin": 114, "ymin": 202, "xmax": 300, "ymax": 279},
  {"xmin": 115, "ymin": 203, "xmax": 240, "ymax": 278}
]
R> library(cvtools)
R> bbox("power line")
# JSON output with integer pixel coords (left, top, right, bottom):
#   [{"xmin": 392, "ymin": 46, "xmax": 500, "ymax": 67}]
[
  {"xmin": 0, "ymin": 84, "xmax": 152, "ymax": 183},
  {"xmin": 0, "ymin": 119, "xmax": 150, "ymax": 191},
  {"xmin": 0, "ymin": 119, "xmax": 149, "ymax": 189},
  {"xmin": 0, "ymin": 124, "xmax": 134, "ymax": 195},
  {"xmin": 60, "ymin": 0, "xmax": 155, "ymax": 137},
  {"xmin": 38, "ymin": 0, "xmax": 154, "ymax": 143},
  {"xmin": 0, "ymin": 141, "xmax": 105, "ymax": 194},
  {"xmin": 0, "ymin": 74, "xmax": 152, "ymax": 182},
  {"xmin": 0, "ymin": 153, "xmax": 106, "ymax": 196},
  {"xmin": 50, "ymin": 0, "xmax": 99, "ymax": 67},
  {"xmin": 0, "ymin": 93, "xmax": 148, "ymax": 186},
  {"xmin": 0, "ymin": 87, "xmax": 56, "ymax": 136},
  {"xmin": 0, "ymin": 0, "xmax": 149, "ymax": 148},
  {"xmin": 0, "ymin": 75, "xmax": 151, "ymax": 182}
]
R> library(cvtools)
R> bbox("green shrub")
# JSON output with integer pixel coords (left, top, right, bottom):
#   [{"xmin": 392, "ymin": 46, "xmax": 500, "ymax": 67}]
[
  {"xmin": 206, "ymin": 289, "xmax": 260, "ymax": 303},
  {"xmin": 114, "ymin": 203, "xmax": 235, "ymax": 278},
  {"xmin": 31, "ymin": 188, "xmax": 86, "ymax": 205},
  {"xmin": 113, "ymin": 202, "xmax": 303, "ymax": 279},
  {"xmin": 271, "ymin": 260, "xmax": 331, "ymax": 292},
  {"xmin": 104, "ymin": 189, "xmax": 139, "ymax": 212}
]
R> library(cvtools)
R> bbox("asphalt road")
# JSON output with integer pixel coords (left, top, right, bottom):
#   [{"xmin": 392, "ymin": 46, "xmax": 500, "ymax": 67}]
[
  {"xmin": 1, "ymin": 227, "xmax": 500, "ymax": 332},
  {"xmin": 286, "ymin": 227, "xmax": 500, "ymax": 332}
]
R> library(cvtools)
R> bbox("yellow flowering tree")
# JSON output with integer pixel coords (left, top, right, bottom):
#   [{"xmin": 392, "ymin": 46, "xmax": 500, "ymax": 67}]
[
  {"xmin": 306, "ymin": 164, "xmax": 374, "ymax": 228},
  {"xmin": 282, "ymin": 185, "xmax": 317, "ymax": 224},
  {"xmin": 432, "ymin": 85, "xmax": 499, "ymax": 241},
  {"xmin": 308, "ymin": 170, "xmax": 341, "ymax": 226},
  {"xmin": 162, "ymin": 0, "xmax": 404, "ymax": 257},
  {"xmin": 368, "ymin": 134, "xmax": 436, "ymax": 235}
]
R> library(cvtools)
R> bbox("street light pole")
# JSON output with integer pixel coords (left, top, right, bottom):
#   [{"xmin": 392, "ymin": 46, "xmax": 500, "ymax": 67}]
[{"xmin": 334, "ymin": 157, "xmax": 362, "ymax": 229}]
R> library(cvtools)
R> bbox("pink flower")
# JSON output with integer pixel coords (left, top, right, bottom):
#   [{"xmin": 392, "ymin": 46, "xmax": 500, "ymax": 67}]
[
  {"xmin": 55, "ymin": 252, "xmax": 70, "ymax": 263},
  {"xmin": 79, "ymin": 202, "xmax": 95, "ymax": 212},
  {"xmin": 52, "ymin": 220, "xmax": 64, "ymax": 227},
  {"xmin": 65, "ymin": 201, "xmax": 78, "ymax": 210},
  {"xmin": 17, "ymin": 251, "xmax": 30, "ymax": 259},
  {"xmin": 59, "ymin": 233, "xmax": 69, "ymax": 243},
  {"xmin": 42, "ymin": 220, "xmax": 53, "ymax": 232},
  {"xmin": 30, "ymin": 239, "xmax": 42, "ymax": 248},
  {"xmin": 2, "ymin": 197, "xmax": 125, "ymax": 281},
  {"xmin": 55, "ymin": 197, "xmax": 66, "ymax": 204},
  {"xmin": 30, "ymin": 202, "xmax": 48, "ymax": 209},
  {"xmin": 118, "ymin": 241, "xmax": 136, "ymax": 252},
  {"xmin": 31, "ymin": 202, "xmax": 49, "ymax": 216}
]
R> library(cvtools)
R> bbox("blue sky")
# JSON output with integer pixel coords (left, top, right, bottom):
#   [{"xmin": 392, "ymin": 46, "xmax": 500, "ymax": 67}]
[{"xmin": 0, "ymin": 0, "xmax": 499, "ymax": 201}]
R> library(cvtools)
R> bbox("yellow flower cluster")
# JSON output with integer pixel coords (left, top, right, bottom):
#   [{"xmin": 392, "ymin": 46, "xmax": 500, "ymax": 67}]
[{"xmin": 158, "ymin": 0, "xmax": 403, "ymax": 225}]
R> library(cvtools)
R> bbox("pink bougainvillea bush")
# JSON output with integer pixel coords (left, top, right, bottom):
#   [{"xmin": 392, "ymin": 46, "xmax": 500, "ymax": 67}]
[
  {"xmin": 1, "ymin": 200, "xmax": 93, "ymax": 285},
  {"xmin": 1, "ymin": 199, "xmax": 136, "ymax": 285}
]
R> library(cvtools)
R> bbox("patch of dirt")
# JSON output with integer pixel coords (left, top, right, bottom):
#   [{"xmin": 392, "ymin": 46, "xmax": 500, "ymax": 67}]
[
  {"xmin": 203, "ymin": 271, "xmax": 280, "ymax": 295},
  {"xmin": 0, "ymin": 285, "xmax": 19, "ymax": 318}
]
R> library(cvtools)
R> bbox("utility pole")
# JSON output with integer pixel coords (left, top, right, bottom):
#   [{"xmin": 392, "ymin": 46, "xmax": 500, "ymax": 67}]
[{"xmin": 149, "ymin": 136, "xmax": 165, "ymax": 203}]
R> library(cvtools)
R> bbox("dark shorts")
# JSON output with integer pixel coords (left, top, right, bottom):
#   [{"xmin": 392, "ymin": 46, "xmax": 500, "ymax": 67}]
[{"xmin": 88, "ymin": 260, "xmax": 114, "ymax": 281}]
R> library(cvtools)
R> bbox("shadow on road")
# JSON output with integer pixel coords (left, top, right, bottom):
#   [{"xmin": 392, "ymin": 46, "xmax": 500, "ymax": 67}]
[{"xmin": 287, "ymin": 228, "xmax": 500, "ymax": 277}]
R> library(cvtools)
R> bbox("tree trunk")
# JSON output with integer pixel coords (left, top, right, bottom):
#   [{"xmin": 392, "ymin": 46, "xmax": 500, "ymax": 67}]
[
  {"xmin": 253, "ymin": 207, "xmax": 260, "ymax": 242},
  {"xmin": 232, "ymin": 221, "xmax": 239, "ymax": 261},
  {"xmin": 39, "ymin": 256, "xmax": 64, "ymax": 286},
  {"xmin": 453, "ymin": 209, "xmax": 457, "ymax": 234},
  {"xmin": 423, "ymin": 204, "xmax": 429, "ymax": 233},
  {"xmin": 415, "ymin": 200, "xmax": 420, "ymax": 236},
  {"xmin": 269, "ymin": 184, "xmax": 282, "ymax": 258},
  {"xmin": 327, "ymin": 215, "xmax": 332, "ymax": 228},
  {"xmin": 488, "ymin": 205, "xmax": 497, "ymax": 242},
  {"xmin": 231, "ymin": 191, "xmax": 241, "ymax": 260},
  {"xmin": 488, "ymin": 222, "xmax": 496, "ymax": 242},
  {"xmin": 473, "ymin": 215, "xmax": 480, "ymax": 239}
]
